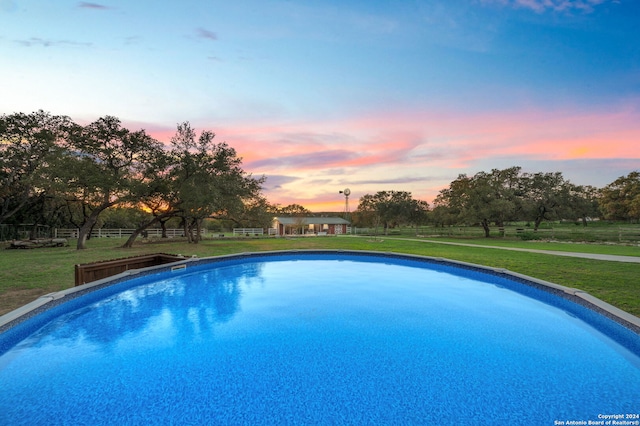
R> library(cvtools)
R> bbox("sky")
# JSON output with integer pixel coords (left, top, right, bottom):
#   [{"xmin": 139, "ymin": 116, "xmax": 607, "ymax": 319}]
[{"xmin": 1, "ymin": 0, "xmax": 639, "ymax": 211}]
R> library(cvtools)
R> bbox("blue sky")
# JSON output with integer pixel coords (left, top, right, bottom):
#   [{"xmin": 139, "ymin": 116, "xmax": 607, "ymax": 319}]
[{"xmin": 1, "ymin": 0, "xmax": 639, "ymax": 210}]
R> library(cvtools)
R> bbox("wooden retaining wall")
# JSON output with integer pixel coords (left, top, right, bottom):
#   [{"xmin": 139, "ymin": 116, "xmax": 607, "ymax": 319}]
[{"xmin": 75, "ymin": 253, "xmax": 186, "ymax": 286}]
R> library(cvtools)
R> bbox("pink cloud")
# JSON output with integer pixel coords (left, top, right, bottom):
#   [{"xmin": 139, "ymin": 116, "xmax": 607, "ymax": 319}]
[
  {"xmin": 143, "ymin": 104, "xmax": 640, "ymax": 170},
  {"xmin": 451, "ymin": 108, "xmax": 638, "ymax": 161},
  {"xmin": 134, "ymin": 101, "xmax": 639, "ymax": 211},
  {"xmin": 204, "ymin": 124, "xmax": 425, "ymax": 173}
]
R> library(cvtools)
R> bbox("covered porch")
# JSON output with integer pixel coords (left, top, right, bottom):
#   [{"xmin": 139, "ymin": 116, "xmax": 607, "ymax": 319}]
[{"xmin": 272, "ymin": 217, "xmax": 350, "ymax": 236}]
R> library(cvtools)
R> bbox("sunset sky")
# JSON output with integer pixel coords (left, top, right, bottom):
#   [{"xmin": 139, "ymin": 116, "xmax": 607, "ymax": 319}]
[{"xmin": 1, "ymin": 0, "xmax": 639, "ymax": 211}]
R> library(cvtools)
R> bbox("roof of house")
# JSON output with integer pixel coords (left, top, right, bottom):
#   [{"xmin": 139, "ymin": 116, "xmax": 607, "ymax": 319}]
[{"xmin": 273, "ymin": 216, "xmax": 350, "ymax": 225}]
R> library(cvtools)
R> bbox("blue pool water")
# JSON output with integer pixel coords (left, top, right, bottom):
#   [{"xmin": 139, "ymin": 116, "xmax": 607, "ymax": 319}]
[{"xmin": 0, "ymin": 252, "xmax": 639, "ymax": 425}]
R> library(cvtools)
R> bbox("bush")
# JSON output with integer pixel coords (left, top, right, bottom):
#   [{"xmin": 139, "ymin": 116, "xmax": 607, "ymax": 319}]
[{"xmin": 519, "ymin": 232, "xmax": 542, "ymax": 241}]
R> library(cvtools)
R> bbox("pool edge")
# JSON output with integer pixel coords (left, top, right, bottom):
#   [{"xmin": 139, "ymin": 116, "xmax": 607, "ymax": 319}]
[{"xmin": 1, "ymin": 249, "xmax": 639, "ymax": 336}]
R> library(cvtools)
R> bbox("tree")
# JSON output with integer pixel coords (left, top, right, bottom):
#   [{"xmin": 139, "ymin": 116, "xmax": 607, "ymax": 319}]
[
  {"xmin": 276, "ymin": 204, "xmax": 312, "ymax": 216},
  {"xmin": 101, "ymin": 206, "xmax": 153, "ymax": 229},
  {"xmin": 356, "ymin": 191, "xmax": 424, "ymax": 235},
  {"xmin": 231, "ymin": 196, "xmax": 277, "ymax": 229},
  {"xmin": 599, "ymin": 171, "xmax": 640, "ymax": 222},
  {"xmin": 167, "ymin": 122, "xmax": 265, "ymax": 243},
  {"xmin": 16, "ymin": 191, "xmax": 69, "ymax": 238},
  {"xmin": 465, "ymin": 168, "xmax": 522, "ymax": 236},
  {"xmin": 0, "ymin": 110, "xmax": 74, "ymax": 225},
  {"xmin": 121, "ymin": 150, "xmax": 177, "ymax": 248},
  {"xmin": 407, "ymin": 199, "xmax": 430, "ymax": 235},
  {"xmin": 520, "ymin": 172, "xmax": 572, "ymax": 230},
  {"xmin": 63, "ymin": 116, "xmax": 166, "ymax": 249},
  {"xmin": 429, "ymin": 204, "xmax": 455, "ymax": 228},
  {"xmin": 568, "ymin": 184, "xmax": 600, "ymax": 226},
  {"xmin": 435, "ymin": 168, "xmax": 522, "ymax": 237},
  {"xmin": 121, "ymin": 193, "xmax": 177, "ymax": 247},
  {"xmin": 433, "ymin": 174, "xmax": 472, "ymax": 227}
]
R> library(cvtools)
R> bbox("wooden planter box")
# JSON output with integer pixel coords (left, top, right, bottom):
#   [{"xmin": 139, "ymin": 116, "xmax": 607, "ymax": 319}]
[{"xmin": 75, "ymin": 253, "xmax": 185, "ymax": 286}]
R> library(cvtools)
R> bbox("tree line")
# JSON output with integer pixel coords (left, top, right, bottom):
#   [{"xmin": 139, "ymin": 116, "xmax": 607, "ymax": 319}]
[
  {"xmin": 0, "ymin": 111, "xmax": 279, "ymax": 249},
  {"xmin": 354, "ymin": 168, "xmax": 640, "ymax": 237},
  {"xmin": 3, "ymin": 111, "xmax": 639, "ymax": 245}
]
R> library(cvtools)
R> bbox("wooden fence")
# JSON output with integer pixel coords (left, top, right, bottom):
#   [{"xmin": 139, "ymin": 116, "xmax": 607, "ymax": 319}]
[
  {"xmin": 232, "ymin": 228, "xmax": 265, "ymax": 236},
  {"xmin": 53, "ymin": 228, "xmax": 200, "ymax": 239}
]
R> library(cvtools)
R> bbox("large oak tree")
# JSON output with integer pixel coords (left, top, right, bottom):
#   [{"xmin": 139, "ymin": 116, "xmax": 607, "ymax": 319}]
[
  {"xmin": 356, "ymin": 190, "xmax": 428, "ymax": 235},
  {"xmin": 0, "ymin": 111, "xmax": 75, "ymax": 228},
  {"xmin": 600, "ymin": 171, "xmax": 640, "ymax": 222},
  {"xmin": 165, "ymin": 122, "xmax": 265, "ymax": 243},
  {"xmin": 62, "ymin": 116, "xmax": 166, "ymax": 249}
]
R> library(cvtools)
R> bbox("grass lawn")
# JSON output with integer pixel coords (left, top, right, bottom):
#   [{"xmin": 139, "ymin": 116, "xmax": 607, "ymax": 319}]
[{"xmin": 1, "ymin": 235, "xmax": 639, "ymax": 318}]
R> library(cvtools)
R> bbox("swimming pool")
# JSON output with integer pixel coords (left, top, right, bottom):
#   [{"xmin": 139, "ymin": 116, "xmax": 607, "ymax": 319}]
[{"xmin": 1, "ymin": 251, "xmax": 639, "ymax": 424}]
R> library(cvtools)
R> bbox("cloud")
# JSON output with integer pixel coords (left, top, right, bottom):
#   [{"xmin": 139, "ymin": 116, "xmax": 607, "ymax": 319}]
[
  {"xmin": 202, "ymin": 102, "xmax": 637, "ymax": 208},
  {"xmin": 249, "ymin": 149, "xmax": 359, "ymax": 170},
  {"xmin": 261, "ymin": 175, "xmax": 300, "ymax": 190},
  {"xmin": 481, "ymin": 0, "xmax": 612, "ymax": 13},
  {"xmin": 14, "ymin": 37, "xmax": 92, "ymax": 47},
  {"xmin": 123, "ymin": 36, "xmax": 142, "ymax": 45},
  {"xmin": 196, "ymin": 28, "xmax": 218, "ymax": 41},
  {"xmin": 128, "ymin": 100, "xmax": 640, "ymax": 211},
  {"xmin": 229, "ymin": 126, "xmax": 424, "ymax": 173},
  {"xmin": 349, "ymin": 176, "xmax": 435, "ymax": 185},
  {"xmin": 317, "ymin": 168, "xmax": 350, "ymax": 177},
  {"xmin": 78, "ymin": 2, "xmax": 109, "ymax": 10}
]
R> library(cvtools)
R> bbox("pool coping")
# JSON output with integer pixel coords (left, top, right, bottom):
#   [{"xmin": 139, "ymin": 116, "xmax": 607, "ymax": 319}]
[{"xmin": 1, "ymin": 249, "xmax": 639, "ymax": 336}]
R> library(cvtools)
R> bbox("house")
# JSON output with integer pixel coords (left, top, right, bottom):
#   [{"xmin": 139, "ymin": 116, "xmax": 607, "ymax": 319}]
[{"xmin": 272, "ymin": 216, "xmax": 350, "ymax": 236}]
